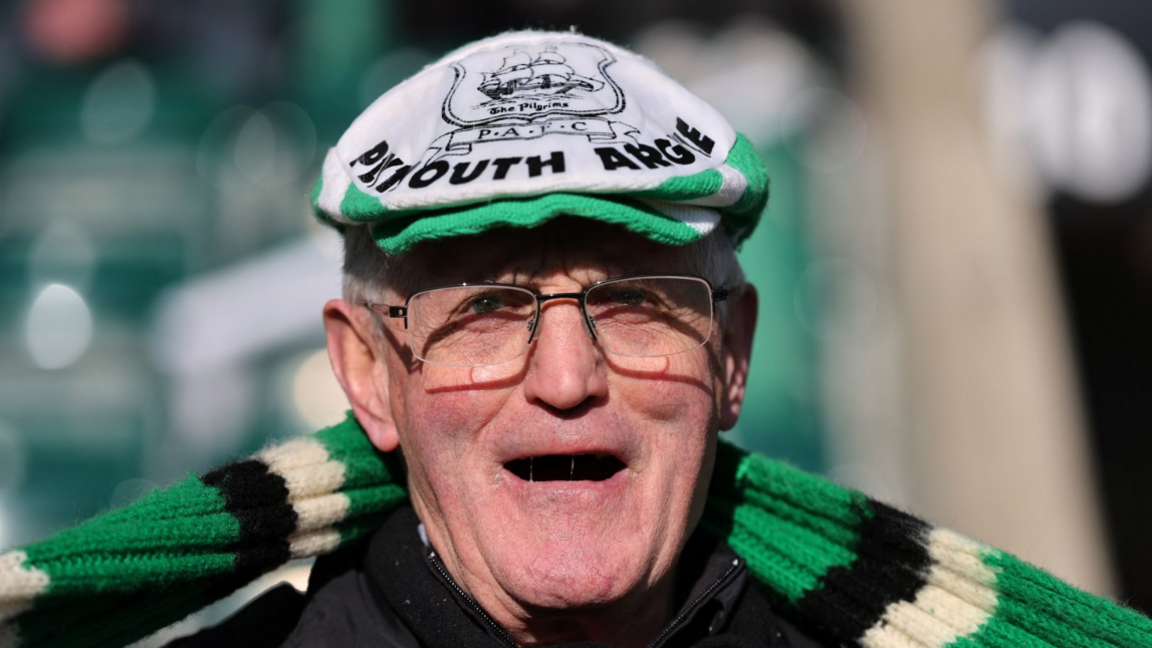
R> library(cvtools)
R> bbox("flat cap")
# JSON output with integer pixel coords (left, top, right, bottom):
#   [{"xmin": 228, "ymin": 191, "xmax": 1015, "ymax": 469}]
[{"xmin": 311, "ymin": 30, "xmax": 768, "ymax": 254}]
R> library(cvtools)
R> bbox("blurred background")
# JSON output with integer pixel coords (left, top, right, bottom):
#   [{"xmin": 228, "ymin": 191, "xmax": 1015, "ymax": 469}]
[{"xmin": 1, "ymin": 0, "xmax": 1150, "ymax": 642}]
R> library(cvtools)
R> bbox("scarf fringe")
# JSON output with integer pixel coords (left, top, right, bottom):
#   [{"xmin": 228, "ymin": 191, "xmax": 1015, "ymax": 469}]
[{"xmin": 1, "ymin": 414, "xmax": 1149, "ymax": 648}]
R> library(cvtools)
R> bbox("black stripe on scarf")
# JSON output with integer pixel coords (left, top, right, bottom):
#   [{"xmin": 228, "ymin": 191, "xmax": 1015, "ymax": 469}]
[
  {"xmin": 202, "ymin": 459, "xmax": 297, "ymax": 578},
  {"xmin": 791, "ymin": 500, "xmax": 933, "ymax": 642}
]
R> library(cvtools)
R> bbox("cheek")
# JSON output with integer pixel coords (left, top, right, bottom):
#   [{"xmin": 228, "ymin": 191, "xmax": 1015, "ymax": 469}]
[
  {"xmin": 393, "ymin": 386, "xmax": 502, "ymax": 525},
  {"xmin": 411, "ymin": 392, "xmax": 506, "ymax": 441},
  {"xmin": 393, "ymin": 370, "xmax": 514, "ymax": 467},
  {"xmin": 608, "ymin": 353, "xmax": 718, "ymax": 424}
]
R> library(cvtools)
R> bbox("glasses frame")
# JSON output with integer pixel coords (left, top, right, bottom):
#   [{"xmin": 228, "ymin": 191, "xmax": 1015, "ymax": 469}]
[{"xmin": 363, "ymin": 273, "xmax": 729, "ymax": 366}]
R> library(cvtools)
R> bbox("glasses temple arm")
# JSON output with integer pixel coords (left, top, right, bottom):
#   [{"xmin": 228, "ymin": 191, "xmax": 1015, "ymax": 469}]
[{"xmin": 363, "ymin": 302, "xmax": 408, "ymax": 318}]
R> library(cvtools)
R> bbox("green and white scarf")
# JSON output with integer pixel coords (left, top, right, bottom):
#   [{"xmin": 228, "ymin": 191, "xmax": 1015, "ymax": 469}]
[{"xmin": 1, "ymin": 414, "xmax": 1149, "ymax": 648}]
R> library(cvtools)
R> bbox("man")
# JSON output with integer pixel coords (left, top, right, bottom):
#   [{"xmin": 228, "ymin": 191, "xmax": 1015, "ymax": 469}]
[
  {"xmin": 4, "ymin": 29, "xmax": 1150, "ymax": 648},
  {"xmin": 180, "ymin": 28, "xmax": 810, "ymax": 647}
]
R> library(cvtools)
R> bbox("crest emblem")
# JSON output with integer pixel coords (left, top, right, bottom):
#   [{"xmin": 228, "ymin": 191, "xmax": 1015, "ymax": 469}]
[
  {"xmin": 346, "ymin": 36, "xmax": 722, "ymax": 195},
  {"xmin": 443, "ymin": 42, "xmax": 625, "ymax": 127},
  {"xmin": 477, "ymin": 50, "xmax": 604, "ymax": 102}
]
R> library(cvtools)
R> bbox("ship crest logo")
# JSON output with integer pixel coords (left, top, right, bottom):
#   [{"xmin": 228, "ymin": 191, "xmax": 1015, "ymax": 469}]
[
  {"xmin": 478, "ymin": 49, "xmax": 605, "ymax": 102},
  {"xmin": 443, "ymin": 41, "xmax": 625, "ymax": 126}
]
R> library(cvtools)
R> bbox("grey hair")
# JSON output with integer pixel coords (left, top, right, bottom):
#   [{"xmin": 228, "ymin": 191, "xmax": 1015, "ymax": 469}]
[
  {"xmin": 342, "ymin": 227, "xmax": 416, "ymax": 306},
  {"xmin": 341, "ymin": 224, "xmax": 747, "ymax": 306}
]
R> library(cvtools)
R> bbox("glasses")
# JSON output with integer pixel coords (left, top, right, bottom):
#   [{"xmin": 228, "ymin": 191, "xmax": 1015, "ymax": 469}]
[{"xmin": 364, "ymin": 274, "xmax": 729, "ymax": 367}]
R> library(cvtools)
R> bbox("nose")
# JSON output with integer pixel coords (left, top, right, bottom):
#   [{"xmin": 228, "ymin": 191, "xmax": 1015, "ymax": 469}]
[{"xmin": 521, "ymin": 300, "xmax": 608, "ymax": 412}]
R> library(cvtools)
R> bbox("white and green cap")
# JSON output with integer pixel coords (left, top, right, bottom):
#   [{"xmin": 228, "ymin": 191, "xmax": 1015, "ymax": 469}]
[{"xmin": 311, "ymin": 30, "xmax": 768, "ymax": 254}]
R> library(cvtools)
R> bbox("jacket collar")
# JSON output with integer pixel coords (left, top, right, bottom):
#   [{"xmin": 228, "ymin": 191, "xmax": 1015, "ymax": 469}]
[{"xmin": 364, "ymin": 506, "xmax": 751, "ymax": 648}]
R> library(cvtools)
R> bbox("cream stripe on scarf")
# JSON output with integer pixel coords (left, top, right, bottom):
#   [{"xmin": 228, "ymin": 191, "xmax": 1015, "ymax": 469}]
[
  {"xmin": 288, "ymin": 529, "xmax": 342, "ymax": 559},
  {"xmin": 0, "ymin": 552, "xmax": 45, "ymax": 648},
  {"xmin": 0, "ymin": 553, "xmax": 48, "ymax": 603},
  {"xmin": 860, "ymin": 530, "xmax": 998, "ymax": 648},
  {"xmin": 258, "ymin": 439, "xmax": 350, "ymax": 531}
]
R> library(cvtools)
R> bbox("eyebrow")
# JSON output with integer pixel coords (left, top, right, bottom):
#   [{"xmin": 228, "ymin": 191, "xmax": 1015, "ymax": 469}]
[{"xmin": 503, "ymin": 252, "xmax": 691, "ymax": 282}]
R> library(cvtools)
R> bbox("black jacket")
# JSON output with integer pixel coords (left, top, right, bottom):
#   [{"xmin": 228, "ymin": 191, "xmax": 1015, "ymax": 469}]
[{"xmin": 168, "ymin": 506, "xmax": 833, "ymax": 648}]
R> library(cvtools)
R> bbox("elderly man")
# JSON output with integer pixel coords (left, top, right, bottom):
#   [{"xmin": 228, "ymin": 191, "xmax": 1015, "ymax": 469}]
[
  {"xmin": 185, "ymin": 28, "xmax": 810, "ymax": 647},
  {"xmin": 302, "ymin": 214, "xmax": 799, "ymax": 647},
  {"xmin": 300, "ymin": 29, "xmax": 803, "ymax": 647},
  {"xmin": 3, "ymin": 29, "xmax": 1150, "ymax": 648}
]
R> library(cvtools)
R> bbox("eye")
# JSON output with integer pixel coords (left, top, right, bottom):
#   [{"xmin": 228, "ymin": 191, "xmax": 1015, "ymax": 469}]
[
  {"xmin": 469, "ymin": 293, "xmax": 505, "ymax": 314},
  {"xmin": 586, "ymin": 283, "xmax": 663, "ymax": 314},
  {"xmin": 613, "ymin": 289, "xmax": 647, "ymax": 307}
]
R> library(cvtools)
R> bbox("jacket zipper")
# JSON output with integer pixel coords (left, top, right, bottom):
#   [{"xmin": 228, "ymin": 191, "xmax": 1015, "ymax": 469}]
[
  {"xmin": 428, "ymin": 550, "xmax": 519, "ymax": 647},
  {"xmin": 646, "ymin": 557, "xmax": 742, "ymax": 648}
]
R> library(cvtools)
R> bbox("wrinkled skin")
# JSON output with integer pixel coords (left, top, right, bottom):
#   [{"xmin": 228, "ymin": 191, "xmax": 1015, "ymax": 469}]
[{"xmin": 325, "ymin": 219, "xmax": 757, "ymax": 647}]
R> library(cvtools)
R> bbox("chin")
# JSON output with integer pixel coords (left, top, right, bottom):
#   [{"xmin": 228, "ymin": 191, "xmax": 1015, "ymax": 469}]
[
  {"xmin": 495, "ymin": 532, "xmax": 657, "ymax": 611},
  {"xmin": 473, "ymin": 473, "xmax": 681, "ymax": 612}
]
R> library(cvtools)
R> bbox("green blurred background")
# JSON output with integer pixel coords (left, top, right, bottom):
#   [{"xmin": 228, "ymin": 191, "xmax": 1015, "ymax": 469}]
[{"xmin": 3, "ymin": 0, "xmax": 1152, "ymax": 640}]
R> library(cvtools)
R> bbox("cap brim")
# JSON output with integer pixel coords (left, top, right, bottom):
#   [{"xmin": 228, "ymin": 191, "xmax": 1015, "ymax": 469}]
[{"xmin": 365, "ymin": 192, "xmax": 720, "ymax": 255}]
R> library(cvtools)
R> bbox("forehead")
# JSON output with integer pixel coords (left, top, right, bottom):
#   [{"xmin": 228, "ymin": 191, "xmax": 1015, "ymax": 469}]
[{"xmin": 395, "ymin": 217, "xmax": 699, "ymax": 288}]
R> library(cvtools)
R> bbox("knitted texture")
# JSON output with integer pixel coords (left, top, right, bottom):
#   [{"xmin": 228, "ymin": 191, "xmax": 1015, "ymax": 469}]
[
  {"xmin": 0, "ymin": 420, "xmax": 407, "ymax": 648},
  {"xmin": 315, "ymin": 133, "xmax": 768, "ymax": 256},
  {"xmin": 307, "ymin": 30, "xmax": 773, "ymax": 255},
  {"xmin": 2, "ymin": 415, "xmax": 1149, "ymax": 648}
]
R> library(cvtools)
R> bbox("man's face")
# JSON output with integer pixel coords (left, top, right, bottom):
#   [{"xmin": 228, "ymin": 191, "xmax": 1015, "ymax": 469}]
[{"xmin": 328, "ymin": 219, "xmax": 754, "ymax": 642}]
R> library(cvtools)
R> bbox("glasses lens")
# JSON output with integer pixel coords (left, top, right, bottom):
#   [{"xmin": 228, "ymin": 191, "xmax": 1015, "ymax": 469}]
[
  {"xmin": 408, "ymin": 285, "xmax": 536, "ymax": 366},
  {"xmin": 585, "ymin": 277, "xmax": 715, "ymax": 358}
]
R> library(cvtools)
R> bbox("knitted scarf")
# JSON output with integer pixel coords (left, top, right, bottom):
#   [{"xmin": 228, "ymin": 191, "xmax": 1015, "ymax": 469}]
[{"xmin": 1, "ymin": 414, "xmax": 1149, "ymax": 648}]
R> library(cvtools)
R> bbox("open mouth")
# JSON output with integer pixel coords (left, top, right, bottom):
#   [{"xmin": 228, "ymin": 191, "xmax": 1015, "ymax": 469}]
[{"xmin": 505, "ymin": 454, "xmax": 626, "ymax": 482}]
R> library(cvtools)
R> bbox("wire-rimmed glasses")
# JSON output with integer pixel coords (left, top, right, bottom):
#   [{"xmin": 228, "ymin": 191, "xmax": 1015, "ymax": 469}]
[{"xmin": 363, "ymin": 274, "xmax": 729, "ymax": 368}]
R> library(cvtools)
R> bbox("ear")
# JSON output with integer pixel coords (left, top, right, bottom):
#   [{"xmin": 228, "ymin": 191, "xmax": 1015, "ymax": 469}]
[
  {"xmin": 718, "ymin": 284, "xmax": 758, "ymax": 431},
  {"xmin": 324, "ymin": 298, "xmax": 400, "ymax": 452}
]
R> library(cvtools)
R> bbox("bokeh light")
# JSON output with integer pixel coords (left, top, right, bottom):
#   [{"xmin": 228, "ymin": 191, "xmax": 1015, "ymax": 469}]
[
  {"xmin": 1030, "ymin": 22, "xmax": 1152, "ymax": 203},
  {"xmin": 25, "ymin": 283, "xmax": 94, "ymax": 370},
  {"xmin": 4, "ymin": 0, "xmax": 1151, "ymax": 620},
  {"xmin": 234, "ymin": 110, "xmax": 277, "ymax": 186},
  {"xmin": 80, "ymin": 59, "xmax": 156, "ymax": 144},
  {"xmin": 23, "ymin": 0, "xmax": 130, "ymax": 64},
  {"xmin": 291, "ymin": 349, "xmax": 349, "ymax": 430}
]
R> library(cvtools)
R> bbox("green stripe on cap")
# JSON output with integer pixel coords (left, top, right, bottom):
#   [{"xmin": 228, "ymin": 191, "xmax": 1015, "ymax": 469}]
[
  {"xmin": 368, "ymin": 192, "xmax": 708, "ymax": 255},
  {"xmin": 341, "ymin": 182, "xmax": 388, "ymax": 220},
  {"xmin": 311, "ymin": 133, "xmax": 768, "ymax": 249},
  {"xmin": 640, "ymin": 132, "xmax": 767, "ymax": 207},
  {"xmin": 725, "ymin": 134, "xmax": 770, "ymax": 218},
  {"xmin": 642, "ymin": 168, "xmax": 725, "ymax": 202}
]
